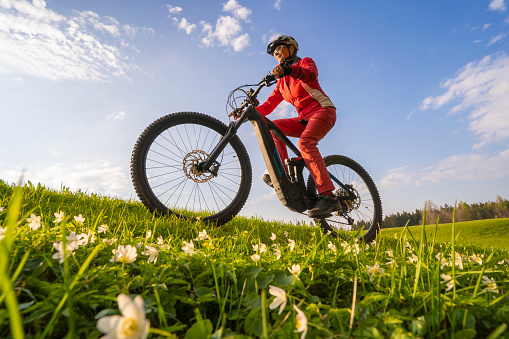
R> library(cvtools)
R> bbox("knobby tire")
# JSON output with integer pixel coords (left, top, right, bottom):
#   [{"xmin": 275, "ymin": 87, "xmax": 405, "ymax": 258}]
[
  {"xmin": 306, "ymin": 155, "xmax": 382, "ymax": 243},
  {"xmin": 131, "ymin": 112, "xmax": 252, "ymax": 225}
]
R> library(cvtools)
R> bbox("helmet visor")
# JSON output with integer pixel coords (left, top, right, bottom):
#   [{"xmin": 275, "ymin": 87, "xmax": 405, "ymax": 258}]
[{"xmin": 267, "ymin": 42, "xmax": 286, "ymax": 56}]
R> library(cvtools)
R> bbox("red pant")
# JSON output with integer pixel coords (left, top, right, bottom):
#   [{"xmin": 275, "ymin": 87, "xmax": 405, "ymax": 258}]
[{"xmin": 271, "ymin": 107, "xmax": 336, "ymax": 194}]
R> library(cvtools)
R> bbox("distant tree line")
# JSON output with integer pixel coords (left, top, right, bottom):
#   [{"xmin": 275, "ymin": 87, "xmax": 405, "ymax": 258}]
[{"xmin": 380, "ymin": 196, "xmax": 509, "ymax": 229}]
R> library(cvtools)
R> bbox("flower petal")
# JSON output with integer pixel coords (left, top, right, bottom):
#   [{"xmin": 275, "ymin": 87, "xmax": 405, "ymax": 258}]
[
  {"xmin": 97, "ymin": 315, "xmax": 122, "ymax": 334},
  {"xmin": 118, "ymin": 294, "xmax": 140, "ymax": 320}
]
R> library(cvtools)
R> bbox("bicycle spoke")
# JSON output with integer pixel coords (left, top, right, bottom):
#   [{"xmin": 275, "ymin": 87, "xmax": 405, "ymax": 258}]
[{"xmin": 140, "ymin": 116, "xmax": 248, "ymax": 221}]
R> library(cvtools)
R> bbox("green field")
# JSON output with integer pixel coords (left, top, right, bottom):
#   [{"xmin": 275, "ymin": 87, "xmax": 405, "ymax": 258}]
[
  {"xmin": 381, "ymin": 218, "xmax": 509, "ymax": 250},
  {"xmin": 1, "ymin": 180, "xmax": 508, "ymax": 338}
]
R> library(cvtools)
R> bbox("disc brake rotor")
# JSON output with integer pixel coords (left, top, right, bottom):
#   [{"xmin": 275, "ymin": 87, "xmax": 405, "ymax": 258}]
[
  {"xmin": 336, "ymin": 186, "xmax": 361, "ymax": 212},
  {"xmin": 183, "ymin": 150, "xmax": 214, "ymax": 183}
]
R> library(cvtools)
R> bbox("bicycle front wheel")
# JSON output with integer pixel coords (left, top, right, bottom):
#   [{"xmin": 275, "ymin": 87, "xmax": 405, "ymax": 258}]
[
  {"xmin": 307, "ymin": 155, "xmax": 382, "ymax": 243},
  {"xmin": 131, "ymin": 112, "xmax": 252, "ymax": 225}
]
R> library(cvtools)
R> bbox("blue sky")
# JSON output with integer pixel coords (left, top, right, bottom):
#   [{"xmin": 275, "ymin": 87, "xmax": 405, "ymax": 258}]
[{"xmin": 1, "ymin": 0, "xmax": 509, "ymax": 223}]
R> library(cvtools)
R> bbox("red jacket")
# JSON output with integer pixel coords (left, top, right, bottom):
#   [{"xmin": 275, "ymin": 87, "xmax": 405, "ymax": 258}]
[{"xmin": 256, "ymin": 57, "xmax": 335, "ymax": 120}]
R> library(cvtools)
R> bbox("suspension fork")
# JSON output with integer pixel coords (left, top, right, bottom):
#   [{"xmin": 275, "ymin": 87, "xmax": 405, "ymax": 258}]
[{"xmin": 195, "ymin": 106, "xmax": 251, "ymax": 173}]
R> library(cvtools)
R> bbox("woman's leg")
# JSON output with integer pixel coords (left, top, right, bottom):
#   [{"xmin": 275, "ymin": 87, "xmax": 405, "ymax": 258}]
[
  {"xmin": 271, "ymin": 117, "xmax": 305, "ymax": 166},
  {"xmin": 298, "ymin": 107, "xmax": 336, "ymax": 194}
]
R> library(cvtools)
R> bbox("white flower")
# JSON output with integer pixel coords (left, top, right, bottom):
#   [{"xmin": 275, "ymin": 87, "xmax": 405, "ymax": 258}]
[
  {"xmin": 97, "ymin": 294, "xmax": 150, "ymax": 339},
  {"xmin": 440, "ymin": 274, "xmax": 454, "ymax": 292},
  {"xmin": 497, "ymin": 259, "xmax": 505, "ymax": 265},
  {"xmin": 88, "ymin": 231, "xmax": 96, "ymax": 244},
  {"xmin": 288, "ymin": 264, "xmax": 301, "ymax": 276},
  {"xmin": 366, "ymin": 262, "xmax": 385, "ymax": 277},
  {"xmin": 386, "ymin": 249, "xmax": 394, "ymax": 257},
  {"xmin": 76, "ymin": 233, "xmax": 90, "ymax": 246},
  {"xmin": 344, "ymin": 245, "xmax": 352, "ymax": 254},
  {"xmin": 270, "ymin": 233, "xmax": 277, "ymax": 241},
  {"xmin": 405, "ymin": 241, "xmax": 414, "ymax": 253},
  {"xmin": 146, "ymin": 230, "xmax": 152, "ymax": 238},
  {"xmin": 26, "ymin": 214, "xmax": 41, "ymax": 230},
  {"xmin": 52, "ymin": 241, "xmax": 76, "ymax": 263},
  {"xmin": 53, "ymin": 211, "xmax": 64, "ymax": 223},
  {"xmin": 288, "ymin": 239, "xmax": 296, "ymax": 251},
  {"xmin": 470, "ymin": 253, "xmax": 483, "ymax": 265},
  {"xmin": 351, "ymin": 243, "xmax": 361, "ymax": 255},
  {"xmin": 284, "ymin": 231, "xmax": 289, "ymax": 237},
  {"xmin": 407, "ymin": 254, "xmax": 418, "ymax": 264},
  {"xmin": 74, "ymin": 214, "xmax": 85, "ymax": 224},
  {"xmin": 98, "ymin": 224, "xmax": 109, "ymax": 233},
  {"xmin": 142, "ymin": 245, "xmax": 158, "ymax": 264},
  {"xmin": 68, "ymin": 232, "xmax": 89, "ymax": 247},
  {"xmin": 482, "ymin": 276, "xmax": 499, "ymax": 293},
  {"xmin": 294, "ymin": 305, "xmax": 308, "ymax": 339},
  {"xmin": 110, "ymin": 245, "xmax": 138, "ymax": 263},
  {"xmin": 453, "ymin": 252, "xmax": 464, "ymax": 270},
  {"xmin": 259, "ymin": 243, "xmax": 267, "ymax": 253},
  {"xmin": 182, "ymin": 240, "xmax": 196, "ymax": 256},
  {"xmin": 268, "ymin": 285, "xmax": 287, "ymax": 315},
  {"xmin": 252, "ymin": 244, "xmax": 259, "ymax": 252},
  {"xmin": 103, "ymin": 238, "xmax": 118, "ymax": 246},
  {"xmin": 435, "ymin": 253, "xmax": 448, "ymax": 269},
  {"xmin": 66, "ymin": 232, "xmax": 79, "ymax": 248},
  {"xmin": 251, "ymin": 254, "xmax": 260, "ymax": 262},
  {"xmin": 195, "ymin": 229, "xmax": 209, "ymax": 241},
  {"xmin": 0, "ymin": 226, "xmax": 6, "ymax": 241},
  {"xmin": 274, "ymin": 249, "xmax": 281, "ymax": 260},
  {"xmin": 157, "ymin": 236, "xmax": 164, "ymax": 245},
  {"xmin": 0, "ymin": 207, "xmax": 4, "ymax": 212},
  {"xmin": 386, "ymin": 258, "xmax": 397, "ymax": 267},
  {"xmin": 327, "ymin": 241, "xmax": 337, "ymax": 253}
]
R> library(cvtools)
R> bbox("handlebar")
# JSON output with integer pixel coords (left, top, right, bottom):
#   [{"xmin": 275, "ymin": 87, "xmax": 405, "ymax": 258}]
[{"xmin": 228, "ymin": 71, "xmax": 277, "ymax": 120}]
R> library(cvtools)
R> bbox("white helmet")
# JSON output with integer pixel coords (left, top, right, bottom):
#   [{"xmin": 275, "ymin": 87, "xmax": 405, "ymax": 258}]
[{"xmin": 267, "ymin": 35, "xmax": 299, "ymax": 56}]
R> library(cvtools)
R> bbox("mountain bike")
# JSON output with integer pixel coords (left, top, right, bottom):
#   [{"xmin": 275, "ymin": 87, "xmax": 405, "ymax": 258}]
[{"xmin": 130, "ymin": 73, "xmax": 382, "ymax": 242}]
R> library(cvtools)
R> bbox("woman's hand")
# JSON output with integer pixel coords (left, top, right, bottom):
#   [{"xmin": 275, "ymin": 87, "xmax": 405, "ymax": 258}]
[
  {"xmin": 272, "ymin": 62, "xmax": 292, "ymax": 78},
  {"xmin": 228, "ymin": 108, "xmax": 242, "ymax": 119}
]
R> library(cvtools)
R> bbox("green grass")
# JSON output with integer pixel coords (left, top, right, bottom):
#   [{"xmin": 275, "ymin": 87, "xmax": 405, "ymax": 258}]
[
  {"xmin": 1, "ymin": 180, "xmax": 508, "ymax": 338},
  {"xmin": 381, "ymin": 218, "xmax": 509, "ymax": 250}
]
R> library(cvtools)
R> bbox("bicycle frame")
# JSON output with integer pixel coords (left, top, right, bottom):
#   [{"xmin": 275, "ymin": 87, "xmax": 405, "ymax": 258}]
[
  {"xmin": 197, "ymin": 78, "xmax": 357, "ymax": 215},
  {"xmin": 198, "ymin": 104, "xmax": 313, "ymax": 212}
]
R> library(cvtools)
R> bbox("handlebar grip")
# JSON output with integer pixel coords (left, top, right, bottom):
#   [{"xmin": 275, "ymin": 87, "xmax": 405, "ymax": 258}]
[{"xmin": 263, "ymin": 72, "xmax": 276, "ymax": 83}]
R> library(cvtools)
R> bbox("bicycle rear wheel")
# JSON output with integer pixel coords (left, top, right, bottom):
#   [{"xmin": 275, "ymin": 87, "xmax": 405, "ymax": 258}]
[
  {"xmin": 307, "ymin": 155, "xmax": 382, "ymax": 243},
  {"xmin": 131, "ymin": 112, "xmax": 252, "ymax": 225}
]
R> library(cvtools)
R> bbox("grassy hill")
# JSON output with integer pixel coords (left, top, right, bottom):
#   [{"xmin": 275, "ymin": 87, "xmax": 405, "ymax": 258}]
[
  {"xmin": 381, "ymin": 218, "xmax": 509, "ymax": 250},
  {"xmin": 1, "ymin": 180, "xmax": 508, "ymax": 338}
]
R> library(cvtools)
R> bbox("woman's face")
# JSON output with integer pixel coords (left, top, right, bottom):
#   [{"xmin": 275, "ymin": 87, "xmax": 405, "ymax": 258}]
[{"xmin": 274, "ymin": 44, "xmax": 292, "ymax": 63}]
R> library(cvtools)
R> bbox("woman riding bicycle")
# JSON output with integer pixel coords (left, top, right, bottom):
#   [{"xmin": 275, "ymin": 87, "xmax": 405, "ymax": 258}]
[{"xmin": 257, "ymin": 35, "xmax": 339, "ymax": 218}]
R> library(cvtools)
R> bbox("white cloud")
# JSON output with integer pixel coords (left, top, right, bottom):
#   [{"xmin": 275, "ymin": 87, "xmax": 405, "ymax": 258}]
[
  {"xmin": 419, "ymin": 53, "xmax": 509, "ymax": 149},
  {"xmin": 106, "ymin": 111, "xmax": 126, "ymax": 121},
  {"xmin": 177, "ymin": 17, "xmax": 196, "ymax": 35},
  {"xmin": 223, "ymin": 0, "xmax": 251, "ymax": 22},
  {"xmin": 379, "ymin": 149, "xmax": 509, "ymax": 189},
  {"xmin": 1, "ymin": 159, "xmax": 131, "ymax": 197},
  {"xmin": 167, "ymin": 5, "xmax": 183, "ymax": 14},
  {"xmin": 274, "ymin": 0, "xmax": 282, "ymax": 11},
  {"xmin": 489, "ymin": 0, "xmax": 506, "ymax": 12},
  {"xmin": 170, "ymin": 1, "xmax": 251, "ymax": 52},
  {"xmin": 487, "ymin": 32, "xmax": 507, "ymax": 46},
  {"xmin": 232, "ymin": 33, "xmax": 249, "ymax": 52},
  {"xmin": 0, "ymin": 0, "xmax": 149, "ymax": 81},
  {"xmin": 214, "ymin": 16, "xmax": 242, "ymax": 46}
]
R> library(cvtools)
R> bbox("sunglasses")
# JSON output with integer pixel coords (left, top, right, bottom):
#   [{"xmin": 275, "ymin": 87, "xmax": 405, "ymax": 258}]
[{"xmin": 273, "ymin": 44, "xmax": 287, "ymax": 54}]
